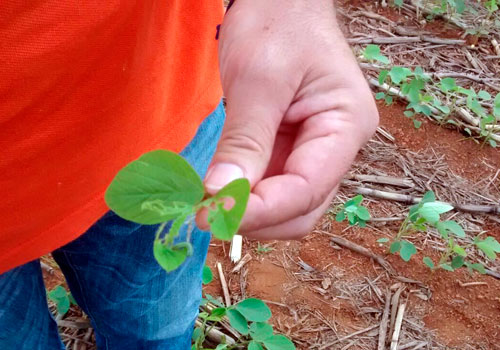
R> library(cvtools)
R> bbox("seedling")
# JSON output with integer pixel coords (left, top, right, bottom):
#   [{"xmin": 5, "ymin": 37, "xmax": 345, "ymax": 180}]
[
  {"xmin": 335, "ymin": 195, "xmax": 371, "ymax": 227},
  {"xmin": 195, "ymin": 266, "xmax": 295, "ymax": 350},
  {"xmin": 105, "ymin": 150, "xmax": 250, "ymax": 272},
  {"xmin": 377, "ymin": 190, "xmax": 500, "ymax": 273},
  {"xmin": 47, "ymin": 285, "xmax": 77, "ymax": 316},
  {"xmin": 362, "ymin": 44, "xmax": 389, "ymax": 65}
]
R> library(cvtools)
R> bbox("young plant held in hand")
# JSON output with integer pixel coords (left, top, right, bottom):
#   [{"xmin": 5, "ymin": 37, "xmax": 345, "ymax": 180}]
[{"xmin": 105, "ymin": 150, "xmax": 250, "ymax": 272}]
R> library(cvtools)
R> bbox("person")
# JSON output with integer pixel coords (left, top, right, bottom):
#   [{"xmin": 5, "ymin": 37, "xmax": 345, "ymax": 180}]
[{"xmin": 0, "ymin": 0, "xmax": 378, "ymax": 349}]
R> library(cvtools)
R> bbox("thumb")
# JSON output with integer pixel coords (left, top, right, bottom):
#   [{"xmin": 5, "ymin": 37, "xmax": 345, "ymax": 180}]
[{"xmin": 204, "ymin": 94, "xmax": 283, "ymax": 195}]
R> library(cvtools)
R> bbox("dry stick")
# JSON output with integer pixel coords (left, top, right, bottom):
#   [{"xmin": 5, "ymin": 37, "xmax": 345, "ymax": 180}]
[
  {"xmin": 388, "ymin": 286, "xmax": 404, "ymax": 341},
  {"xmin": 231, "ymin": 253, "xmax": 252, "ymax": 273},
  {"xmin": 377, "ymin": 290, "xmax": 392, "ymax": 350},
  {"xmin": 318, "ymin": 324, "xmax": 379, "ymax": 349},
  {"xmin": 390, "ymin": 303, "xmax": 407, "ymax": 350},
  {"xmin": 348, "ymin": 36, "xmax": 464, "ymax": 45},
  {"xmin": 345, "ymin": 173, "xmax": 414, "ymax": 188},
  {"xmin": 376, "ymin": 126, "xmax": 396, "ymax": 142},
  {"xmin": 458, "ymin": 281, "xmax": 488, "ymax": 287},
  {"xmin": 216, "ymin": 262, "xmax": 232, "ymax": 307},
  {"xmin": 351, "ymin": 186, "xmax": 500, "ymax": 215},
  {"xmin": 324, "ymin": 232, "xmax": 396, "ymax": 275}
]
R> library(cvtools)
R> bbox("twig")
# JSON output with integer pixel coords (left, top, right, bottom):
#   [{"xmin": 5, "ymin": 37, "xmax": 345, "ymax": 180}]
[
  {"xmin": 231, "ymin": 253, "xmax": 252, "ymax": 273},
  {"xmin": 217, "ymin": 262, "xmax": 232, "ymax": 307},
  {"xmin": 318, "ymin": 324, "xmax": 379, "ymax": 349},
  {"xmin": 345, "ymin": 173, "xmax": 414, "ymax": 188},
  {"xmin": 320, "ymin": 231, "xmax": 396, "ymax": 275},
  {"xmin": 389, "ymin": 286, "xmax": 404, "ymax": 339},
  {"xmin": 376, "ymin": 126, "xmax": 395, "ymax": 142},
  {"xmin": 457, "ymin": 281, "xmax": 488, "ymax": 288},
  {"xmin": 377, "ymin": 290, "xmax": 392, "ymax": 350},
  {"xmin": 390, "ymin": 303, "xmax": 407, "ymax": 350}
]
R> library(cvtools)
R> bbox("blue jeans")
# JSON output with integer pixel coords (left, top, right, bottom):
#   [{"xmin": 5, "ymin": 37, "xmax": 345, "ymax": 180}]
[{"xmin": 0, "ymin": 102, "xmax": 225, "ymax": 350}]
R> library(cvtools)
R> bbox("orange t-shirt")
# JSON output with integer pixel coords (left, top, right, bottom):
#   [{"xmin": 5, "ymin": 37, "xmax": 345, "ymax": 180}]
[{"xmin": 0, "ymin": 1, "xmax": 223, "ymax": 274}]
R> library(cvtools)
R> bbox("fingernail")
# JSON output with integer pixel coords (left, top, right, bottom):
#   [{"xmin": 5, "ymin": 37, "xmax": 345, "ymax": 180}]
[{"xmin": 205, "ymin": 163, "xmax": 244, "ymax": 194}]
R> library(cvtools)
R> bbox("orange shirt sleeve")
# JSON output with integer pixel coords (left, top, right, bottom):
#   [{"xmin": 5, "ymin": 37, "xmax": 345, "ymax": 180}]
[{"xmin": 0, "ymin": 0, "xmax": 223, "ymax": 273}]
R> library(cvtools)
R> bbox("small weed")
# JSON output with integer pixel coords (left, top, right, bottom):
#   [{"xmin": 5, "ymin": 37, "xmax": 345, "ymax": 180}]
[{"xmin": 196, "ymin": 266, "xmax": 295, "ymax": 350}]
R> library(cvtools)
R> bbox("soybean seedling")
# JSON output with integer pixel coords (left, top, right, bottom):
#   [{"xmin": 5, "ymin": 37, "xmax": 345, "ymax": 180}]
[
  {"xmin": 335, "ymin": 195, "xmax": 371, "ymax": 227},
  {"xmin": 196, "ymin": 266, "xmax": 295, "ymax": 350},
  {"xmin": 105, "ymin": 150, "xmax": 250, "ymax": 272},
  {"xmin": 47, "ymin": 285, "xmax": 77, "ymax": 316}
]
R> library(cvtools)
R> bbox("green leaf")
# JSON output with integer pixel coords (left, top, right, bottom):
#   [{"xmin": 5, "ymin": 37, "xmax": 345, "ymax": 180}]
[
  {"xmin": 465, "ymin": 262, "xmax": 486, "ymax": 274},
  {"xmin": 489, "ymin": 139, "xmax": 497, "ymax": 148},
  {"xmin": 390, "ymin": 241, "xmax": 401, "ymax": 254},
  {"xmin": 375, "ymin": 92, "xmax": 386, "ymax": 100},
  {"xmin": 421, "ymin": 191, "xmax": 436, "ymax": 204},
  {"xmin": 478, "ymin": 90, "xmax": 492, "ymax": 100},
  {"xmin": 451, "ymin": 255, "xmax": 465, "ymax": 269},
  {"xmin": 202, "ymin": 265, "xmax": 213, "ymax": 285},
  {"xmin": 48, "ymin": 286, "xmax": 67, "ymax": 300},
  {"xmin": 394, "ymin": 0, "xmax": 404, "ymax": 7},
  {"xmin": 105, "ymin": 150, "xmax": 204, "ymax": 224},
  {"xmin": 400, "ymin": 240, "xmax": 417, "ymax": 262},
  {"xmin": 377, "ymin": 238, "xmax": 390, "ymax": 243},
  {"xmin": 335, "ymin": 210, "xmax": 346, "ymax": 222},
  {"xmin": 389, "ymin": 66, "xmax": 411, "ymax": 84},
  {"xmin": 453, "ymin": 245, "xmax": 467, "ymax": 257},
  {"xmin": 418, "ymin": 202, "xmax": 453, "ymax": 224},
  {"xmin": 209, "ymin": 178, "xmax": 251, "ymax": 240},
  {"xmin": 494, "ymin": 93, "xmax": 500, "ymax": 117},
  {"xmin": 435, "ymin": 221, "xmax": 449, "ymax": 239},
  {"xmin": 413, "ymin": 119, "xmax": 422, "ymax": 129},
  {"xmin": 207, "ymin": 307, "xmax": 227, "ymax": 322},
  {"xmin": 226, "ymin": 309, "xmax": 249, "ymax": 335},
  {"xmin": 355, "ymin": 206, "xmax": 371, "ymax": 221},
  {"xmin": 215, "ymin": 344, "xmax": 229, "ymax": 350},
  {"xmin": 249, "ymin": 341, "xmax": 265, "ymax": 350},
  {"xmin": 440, "ymin": 263, "xmax": 454, "ymax": 271},
  {"xmin": 423, "ymin": 257, "xmax": 435, "ymax": 269},
  {"xmin": 363, "ymin": 44, "xmax": 381, "ymax": 59},
  {"xmin": 235, "ymin": 298, "xmax": 272, "ymax": 322},
  {"xmin": 440, "ymin": 220, "xmax": 466, "ymax": 238},
  {"xmin": 55, "ymin": 297, "xmax": 70, "ymax": 315},
  {"xmin": 475, "ymin": 236, "xmax": 500, "ymax": 259},
  {"xmin": 250, "ymin": 322, "xmax": 274, "ymax": 341},
  {"xmin": 385, "ymin": 95, "xmax": 393, "ymax": 105},
  {"xmin": 263, "ymin": 335, "xmax": 296, "ymax": 350},
  {"xmin": 404, "ymin": 110, "xmax": 414, "ymax": 118},
  {"xmin": 192, "ymin": 327, "xmax": 202, "ymax": 341},
  {"xmin": 378, "ymin": 70, "xmax": 389, "ymax": 85},
  {"xmin": 363, "ymin": 45, "xmax": 389, "ymax": 64},
  {"xmin": 153, "ymin": 240, "xmax": 188, "ymax": 272},
  {"xmin": 345, "ymin": 195, "xmax": 363, "ymax": 206}
]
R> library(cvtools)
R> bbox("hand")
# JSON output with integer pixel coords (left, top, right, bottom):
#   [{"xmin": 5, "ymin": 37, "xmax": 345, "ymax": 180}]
[{"xmin": 202, "ymin": 0, "xmax": 378, "ymax": 240}]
